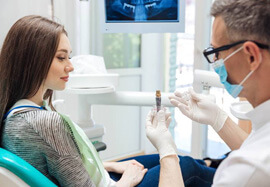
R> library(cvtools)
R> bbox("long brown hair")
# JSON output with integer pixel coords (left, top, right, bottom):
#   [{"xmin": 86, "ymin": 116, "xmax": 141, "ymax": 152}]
[{"xmin": 0, "ymin": 15, "xmax": 67, "ymax": 127}]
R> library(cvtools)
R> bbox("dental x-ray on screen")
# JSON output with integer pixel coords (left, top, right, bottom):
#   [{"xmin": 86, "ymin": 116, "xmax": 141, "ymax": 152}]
[{"xmin": 99, "ymin": 0, "xmax": 185, "ymax": 33}]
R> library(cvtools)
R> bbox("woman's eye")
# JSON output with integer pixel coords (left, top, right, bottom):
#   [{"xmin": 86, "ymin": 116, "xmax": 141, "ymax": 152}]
[{"xmin": 57, "ymin": 57, "xmax": 65, "ymax": 61}]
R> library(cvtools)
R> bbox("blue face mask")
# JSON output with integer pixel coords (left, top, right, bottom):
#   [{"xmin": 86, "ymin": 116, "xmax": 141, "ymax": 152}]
[{"xmin": 212, "ymin": 46, "xmax": 254, "ymax": 98}]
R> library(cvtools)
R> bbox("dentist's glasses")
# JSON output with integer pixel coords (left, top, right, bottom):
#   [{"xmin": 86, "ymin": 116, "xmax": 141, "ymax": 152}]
[{"xmin": 203, "ymin": 40, "xmax": 269, "ymax": 64}]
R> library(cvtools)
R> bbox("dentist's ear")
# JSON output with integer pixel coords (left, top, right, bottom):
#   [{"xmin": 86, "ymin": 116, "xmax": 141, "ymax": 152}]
[{"xmin": 243, "ymin": 41, "xmax": 262, "ymax": 71}]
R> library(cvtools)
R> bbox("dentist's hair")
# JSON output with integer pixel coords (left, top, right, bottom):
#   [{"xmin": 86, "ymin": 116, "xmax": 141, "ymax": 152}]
[
  {"xmin": 0, "ymin": 15, "xmax": 67, "ymax": 126},
  {"xmin": 211, "ymin": 0, "xmax": 270, "ymax": 46}
]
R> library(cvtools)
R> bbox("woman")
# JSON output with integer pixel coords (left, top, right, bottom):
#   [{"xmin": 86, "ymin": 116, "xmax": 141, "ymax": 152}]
[
  {"xmin": 0, "ymin": 15, "xmax": 148, "ymax": 187},
  {"xmin": 0, "ymin": 15, "xmax": 215, "ymax": 187}
]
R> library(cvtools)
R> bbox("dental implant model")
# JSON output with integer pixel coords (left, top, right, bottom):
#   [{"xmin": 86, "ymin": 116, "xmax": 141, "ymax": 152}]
[{"xmin": 156, "ymin": 90, "xmax": 161, "ymax": 112}]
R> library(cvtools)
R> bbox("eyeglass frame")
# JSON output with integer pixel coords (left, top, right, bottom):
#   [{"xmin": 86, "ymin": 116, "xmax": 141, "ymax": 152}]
[{"xmin": 203, "ymin": 40, "xmax": 269, "ymax": 64}]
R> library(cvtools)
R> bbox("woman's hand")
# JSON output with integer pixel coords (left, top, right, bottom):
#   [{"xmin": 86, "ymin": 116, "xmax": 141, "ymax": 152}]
[
  {"xmin": 104, "ymin": 160, "xmax": 144, "ymax": 174},
  {"xmin": 116, "ymin": 163, "xmax": 148, "ymax": 187}
]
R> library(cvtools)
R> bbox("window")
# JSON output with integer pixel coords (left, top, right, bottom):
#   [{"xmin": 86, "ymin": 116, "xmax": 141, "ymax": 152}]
[{"xmin": 103, "ymin": 33, "xmax": 141, "ymax": 69}]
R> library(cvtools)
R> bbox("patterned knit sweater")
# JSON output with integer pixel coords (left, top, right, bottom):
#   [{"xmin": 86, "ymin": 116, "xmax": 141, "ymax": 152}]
[{"xmin": 1, "ymin": 110, "xmax": 95, "ymax": 187}]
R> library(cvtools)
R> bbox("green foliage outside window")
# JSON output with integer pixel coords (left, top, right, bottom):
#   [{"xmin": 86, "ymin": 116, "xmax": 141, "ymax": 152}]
[{"xmin": 103, "ymin": 33, "xmax": 141, "ymax": 69}]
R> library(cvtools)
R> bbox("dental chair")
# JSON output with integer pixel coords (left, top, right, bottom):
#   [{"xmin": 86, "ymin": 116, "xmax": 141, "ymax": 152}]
[
  {"xmin": 0, "ymin": 148, "xmax": 57, "ymax": 187},
  {"xmin": 0, "ymin": 142, "xmax": 106, "ymax": 187}
]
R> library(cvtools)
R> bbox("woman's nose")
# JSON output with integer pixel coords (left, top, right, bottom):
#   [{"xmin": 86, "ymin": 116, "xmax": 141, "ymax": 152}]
[{"xmin": 65, "ymin": 64, "xmax": 74, "ymax": 73}]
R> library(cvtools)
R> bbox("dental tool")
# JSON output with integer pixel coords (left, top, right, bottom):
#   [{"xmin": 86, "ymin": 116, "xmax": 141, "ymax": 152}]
[{"xmin": 156, "ymin": 90, "xmax": 161, "ymax": 112}]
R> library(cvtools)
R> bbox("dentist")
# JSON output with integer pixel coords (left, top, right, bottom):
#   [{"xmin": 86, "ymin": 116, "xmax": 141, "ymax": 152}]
[{"xmin": 147, "ymin": 0, "xmax": 270, "ymax": 186}]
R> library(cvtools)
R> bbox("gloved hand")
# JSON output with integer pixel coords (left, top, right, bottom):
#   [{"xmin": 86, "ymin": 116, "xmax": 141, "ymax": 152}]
[
  {"xmin": 169, "ymin": 88, "xmax": 228, "ymax": 132},
  {"xmin": 146, "ymin": 109, "xmax": 178, "ymax": 161}
]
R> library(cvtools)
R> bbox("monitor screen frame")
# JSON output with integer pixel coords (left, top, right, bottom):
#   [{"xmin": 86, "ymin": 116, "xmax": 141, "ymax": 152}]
[{"xmin": 99, "ymin": 0, "xmax": 185, "ymax": 33}]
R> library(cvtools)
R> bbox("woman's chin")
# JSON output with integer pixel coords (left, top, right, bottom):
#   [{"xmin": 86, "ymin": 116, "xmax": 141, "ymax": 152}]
[{"xmin": 54, "ymin": 86, "xmax": 66, "ymax": 91}]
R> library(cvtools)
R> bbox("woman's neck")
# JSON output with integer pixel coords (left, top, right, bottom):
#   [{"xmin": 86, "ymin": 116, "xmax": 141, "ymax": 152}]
[{"xmin": 28, "ymin": 87, "xmax": 45, "ymax": 106}]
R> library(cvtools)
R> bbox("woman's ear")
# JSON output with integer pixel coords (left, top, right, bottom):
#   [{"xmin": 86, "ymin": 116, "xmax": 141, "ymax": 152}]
[{"xmin": 243, "ymin": 41, "xmax": 262, "ymax": 71}]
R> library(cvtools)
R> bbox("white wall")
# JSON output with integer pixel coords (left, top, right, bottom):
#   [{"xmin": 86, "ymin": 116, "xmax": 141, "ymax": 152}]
[
  {"xmin": 53, "ymin": 0, "xmax": 85, "ymax": 56},
  {"xmin": 0, "ymin": 0, "xmax": 51, "ymax": 47},
  {"xmin": 0, "ymin": 0, "xmax": 83, "ymax": 56}
]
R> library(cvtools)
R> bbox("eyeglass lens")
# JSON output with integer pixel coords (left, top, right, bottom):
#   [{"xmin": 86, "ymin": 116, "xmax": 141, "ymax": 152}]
[{"xmin": 205, "ymin": 48, "xmax": 219, "ymax": 63}]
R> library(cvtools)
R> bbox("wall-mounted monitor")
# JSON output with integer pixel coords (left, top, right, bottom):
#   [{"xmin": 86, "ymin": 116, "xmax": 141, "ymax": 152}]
[{"xmin": 99, "ymin": 0, "xmax": 185, "ymax": 33}]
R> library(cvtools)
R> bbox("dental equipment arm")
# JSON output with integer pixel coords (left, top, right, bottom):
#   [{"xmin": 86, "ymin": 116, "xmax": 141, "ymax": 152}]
[
  {"xmin": 85, "ymin": 91, "xmax": 173, "ymax": 107},
  {"xmin": 69, "ymin": 91, "xmax": 173, "ymax": 128}
]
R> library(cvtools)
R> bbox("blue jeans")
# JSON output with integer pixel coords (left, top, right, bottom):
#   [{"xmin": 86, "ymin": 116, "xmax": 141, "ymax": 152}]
[{"xmin": 109, "ymin": 154, "xmax": 216, "ymax": 187}]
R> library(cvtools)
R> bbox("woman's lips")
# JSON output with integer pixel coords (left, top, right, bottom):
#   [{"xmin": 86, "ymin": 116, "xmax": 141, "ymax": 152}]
[{"xmin": 60, "ymin": 76, "xmax": 69, "ymax": 82}]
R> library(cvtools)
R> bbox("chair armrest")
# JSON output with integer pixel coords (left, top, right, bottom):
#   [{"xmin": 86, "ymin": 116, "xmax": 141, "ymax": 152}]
[
  {"xmin": 0, "ymin": 148, "xmax": 57, "ymax": 187},
  {"xmin": 92, "ymin": 141, "xmax": 107, "ymax": 152}
]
